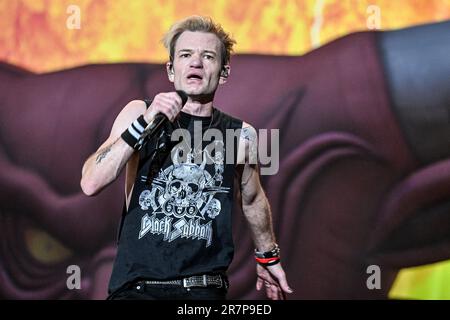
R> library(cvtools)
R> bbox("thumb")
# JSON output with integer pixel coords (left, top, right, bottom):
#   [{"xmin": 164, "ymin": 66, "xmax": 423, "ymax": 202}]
[{"xmin": 278, "ymin": 275, "xmax": 293, "ymax": 294}]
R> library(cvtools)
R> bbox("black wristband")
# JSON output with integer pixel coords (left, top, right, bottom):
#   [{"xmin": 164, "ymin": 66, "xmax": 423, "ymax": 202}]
[
  {"xmin": 121, "ymin": 115, "xmax": 148, "ymax": 150},
  {"xmin": 255, "ymin": 243, "xmax": 280, "ymax": 259},
  {"xmin": 255, "ymin": 244, "xmax": 281, "ymax": 266}
]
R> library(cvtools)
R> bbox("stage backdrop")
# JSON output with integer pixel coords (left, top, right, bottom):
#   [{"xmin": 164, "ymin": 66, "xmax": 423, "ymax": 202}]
[
  {"xmin": 1, "ymin": 0, "xmax": 450, "ymax": 299},
  {"xmin": 2, "ymin": 0, "xmax": 450, "ymax": 72}
]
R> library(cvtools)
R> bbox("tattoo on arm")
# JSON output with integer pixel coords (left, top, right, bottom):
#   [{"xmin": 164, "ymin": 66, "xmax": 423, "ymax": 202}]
[
  {"xmin": 241, "ymin": 126, "xmax": 258, "ymax": 165},
  {"xmin": 95, "ymin": 146, "xmax": 111, "ymax": 164},
  {"xmin": 241, "ymin": 127, "xmax": 255, "ymax": 142}
]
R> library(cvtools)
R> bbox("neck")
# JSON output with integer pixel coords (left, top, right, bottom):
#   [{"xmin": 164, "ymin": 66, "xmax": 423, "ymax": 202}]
[{"xmin": 181, "ymin": 99, "xmax": 214, "ymax": 117}]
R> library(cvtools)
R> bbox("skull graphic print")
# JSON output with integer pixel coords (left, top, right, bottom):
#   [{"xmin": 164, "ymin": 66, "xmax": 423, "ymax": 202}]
[{"xmin": 138, "ymin": 145, "xmax": 229, "ymax": 247}]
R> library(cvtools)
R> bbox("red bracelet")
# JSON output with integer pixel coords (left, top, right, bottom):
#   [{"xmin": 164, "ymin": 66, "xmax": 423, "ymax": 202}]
[
  {"xmin": 255, "ymin": 256, "xmax": 280, "ymax": 266},
  {"xmin": 254, "ymin": 244, "xmax": 281, "ymax": 266}
]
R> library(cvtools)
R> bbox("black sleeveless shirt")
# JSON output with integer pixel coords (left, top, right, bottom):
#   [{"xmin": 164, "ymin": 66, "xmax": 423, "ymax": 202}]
[{"xmin": 108, "ymin": 102, "xmax": 243, "ymax": 294}]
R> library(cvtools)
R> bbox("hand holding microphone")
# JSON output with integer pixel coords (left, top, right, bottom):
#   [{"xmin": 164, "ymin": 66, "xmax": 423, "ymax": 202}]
[
  {"xmin": 143, "ymin": 90, "xmax": 188, "ymax": 124},
  {"xmin": 136, "ymin": 90, "xmax": 188, "ymax": 149},
  {"xmin": 121, "ymin": 90, "xmax": 188, "ymax": 151}
]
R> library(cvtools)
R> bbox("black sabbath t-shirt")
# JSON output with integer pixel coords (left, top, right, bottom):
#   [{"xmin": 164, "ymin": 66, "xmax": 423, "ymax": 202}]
[{"xmin": 108, "ymin": 107, "xmax": 243, "ymax": 294}]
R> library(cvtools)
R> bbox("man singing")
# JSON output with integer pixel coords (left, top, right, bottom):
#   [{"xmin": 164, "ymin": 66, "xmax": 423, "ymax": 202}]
[{"xmin": 80, "ymin": 15, "xmax": 292, "ymax": 300}]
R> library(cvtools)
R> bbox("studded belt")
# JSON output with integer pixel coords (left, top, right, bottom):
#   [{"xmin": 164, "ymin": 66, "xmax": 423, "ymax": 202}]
[{"xmin": 135, "ymin": 274, "xmax": 226, "ymax": 289}]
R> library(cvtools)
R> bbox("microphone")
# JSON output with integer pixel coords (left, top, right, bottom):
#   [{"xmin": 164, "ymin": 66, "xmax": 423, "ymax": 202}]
[
  {"xmin": 135, "ymin": 90, "xmax": 188, "ymax": 149},
  {"xmin": 176, "ymin": 90, "xmax": 189, "ymax": 106}
]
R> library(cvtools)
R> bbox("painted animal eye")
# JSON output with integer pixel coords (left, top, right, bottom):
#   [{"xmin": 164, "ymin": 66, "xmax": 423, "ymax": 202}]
[{"xmin": 24, "ymin": 227, "xmax": 73, "ymax": 264}]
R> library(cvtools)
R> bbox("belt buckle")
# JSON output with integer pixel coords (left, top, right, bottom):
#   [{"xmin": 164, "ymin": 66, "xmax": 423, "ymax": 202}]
[
  {"xmin": 183, "ymin": 275, "xmax": 208, "ymax": 288},
  {"xmin": 218, "ymin": 275, "xmax": 224, "ymax": 288}
]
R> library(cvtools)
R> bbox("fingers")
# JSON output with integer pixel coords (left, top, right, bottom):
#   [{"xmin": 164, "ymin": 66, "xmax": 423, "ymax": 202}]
[
  {"xmin": 257, "ymin": 263, "xmax": 293, "ymax": 300},
  {"xmin": 277, "ymin": 274, "xmax": 293, "ymax": 294},
  {"xmin": 269, "ymin": 285, "xmax": 278, "ymax": 300},
  {"xmin": 256, "ymin": 277, "xmax": 263, "ymax": 291},
  {"xmin": 156, "ymin": 95, "xmax": 181, "ymax": 121},
  {"xmin": 256, "ymin": 266, "xmax": 274, "ymax": 284},
  {"xmin": 265, "ymin": 282, "xmax": 273, "ymax": 300},
  {"xmin": 267, "ymin": 264, "xmax": 293, "ymax": 294},
  {"xmin": 263, "ymin": 281, "xmax": 284, "ymax": 300},
  {"xmin": 158, "ymin": 91, "xmax": 183, "ymax": 106},
  {"xmin": 258, "ymin": 273, "xmax": 278, "ymax": 300},
  {"xmin": 278, "ymin": 286, "xmax": 286, "ymax": 300},
  {"xmin": 147, "ymin": 92, "xmax": 183, "ymax": 122}
]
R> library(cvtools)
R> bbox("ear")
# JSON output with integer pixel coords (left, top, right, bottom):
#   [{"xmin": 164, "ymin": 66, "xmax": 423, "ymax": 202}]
[
  {"xmin": 166, "ymin": 62, "xmax": 174, "ymax": 83},
  {"xmin": 219, "ymin": 65, "xmax": 230, "ymax": 84}
]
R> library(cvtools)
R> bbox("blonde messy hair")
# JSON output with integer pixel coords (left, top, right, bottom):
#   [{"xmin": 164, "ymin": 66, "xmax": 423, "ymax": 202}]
[{"xmin": 162, "ymin": 16, "xmax": 236, "ymax": 67}]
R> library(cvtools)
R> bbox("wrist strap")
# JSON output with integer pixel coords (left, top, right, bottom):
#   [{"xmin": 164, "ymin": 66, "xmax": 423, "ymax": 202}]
[
  {"xmin": 121, "ymin": 115, "xmax": 148, "ymax": 150},
  {"xmin": 255, "ymin": 243, "xmax": 281, "ymax": 266},
  {"xmin": 255, "ymin": 243, "xmax": 280, "ymax": 258},
  {"xmin": 255, "ymin": 257, "xmax": 280, "ymax": 266}
]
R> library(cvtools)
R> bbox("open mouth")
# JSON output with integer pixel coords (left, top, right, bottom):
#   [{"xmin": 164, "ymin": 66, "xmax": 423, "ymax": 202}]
[{"xmin": 186, "ymin": 74, "xmax": 203, "ymax": 81}]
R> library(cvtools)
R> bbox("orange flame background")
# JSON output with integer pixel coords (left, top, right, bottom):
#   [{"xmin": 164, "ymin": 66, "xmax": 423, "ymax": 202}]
[{"xmin": 1, "ymin": 0, "xmax": 449, "ymax": 72}]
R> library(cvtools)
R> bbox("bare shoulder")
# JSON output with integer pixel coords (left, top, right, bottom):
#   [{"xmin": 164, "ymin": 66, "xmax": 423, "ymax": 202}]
[
  {"xmin": 237, "ymin": 121, "xmax": 258, "ymax": 165},
  {"xmin": 117, "ymin": 99, "xmax": 147, "ymax": 122},
  {"xmin": 240, "ymin": 121, "xmax": 258, "ymax": 143},
  {"xmin": 110, "ymin": 99, "xmax": 147, "ymax": 137}
]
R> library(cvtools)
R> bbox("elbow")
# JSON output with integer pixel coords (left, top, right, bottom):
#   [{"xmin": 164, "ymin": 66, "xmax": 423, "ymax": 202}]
[
  {"xmin": 242, "ymin": 191, "xmax": 267, "ymax": 212},
  {"xmin": 80, "ymin": 177, "xmax": 100, "ymax": 196},
  {"xmin": 242, "ymin": 189, "xmax": 260, "ymax": 207}
]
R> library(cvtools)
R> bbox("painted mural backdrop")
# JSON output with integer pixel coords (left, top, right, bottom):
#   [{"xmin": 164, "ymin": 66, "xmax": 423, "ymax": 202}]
[
  {"xmin": 1, "ymin": 0, "xmax": 450, "ymax": 299},
  {"xmin": 2, "ymin": 0, "xmax": 450, "ymax": 72}
]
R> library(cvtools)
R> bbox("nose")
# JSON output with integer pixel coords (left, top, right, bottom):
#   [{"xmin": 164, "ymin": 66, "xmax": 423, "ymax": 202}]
[{"xmin": 189, "ymin": 53, "xmax": 203, "ymax": 68}]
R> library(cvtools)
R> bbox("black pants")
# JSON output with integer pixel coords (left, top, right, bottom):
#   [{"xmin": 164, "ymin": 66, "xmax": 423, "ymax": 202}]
[{"xmin": 107, "ymin": 282, "xmax": 228, "ymax": 300}]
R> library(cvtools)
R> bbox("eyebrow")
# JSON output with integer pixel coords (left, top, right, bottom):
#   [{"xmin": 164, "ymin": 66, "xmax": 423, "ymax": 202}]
[{"xmin": 178, "ymin": 49, "xmax": 217, "ymax": 56}]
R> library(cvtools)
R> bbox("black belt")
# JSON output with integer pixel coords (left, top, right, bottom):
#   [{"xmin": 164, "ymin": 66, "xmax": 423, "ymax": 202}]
[{"xmin": 134, "ymin": 274, "xmax": 226, "ymax": 289}]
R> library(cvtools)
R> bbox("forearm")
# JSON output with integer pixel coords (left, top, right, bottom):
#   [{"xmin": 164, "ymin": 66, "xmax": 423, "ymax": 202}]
[
  {"xmin": 81, "ymin": 137, "xmax": 135, "ymax": 196},
  {"xmin": 242, "ymin": 191, "xmax": 276, "ymax": 252}
]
